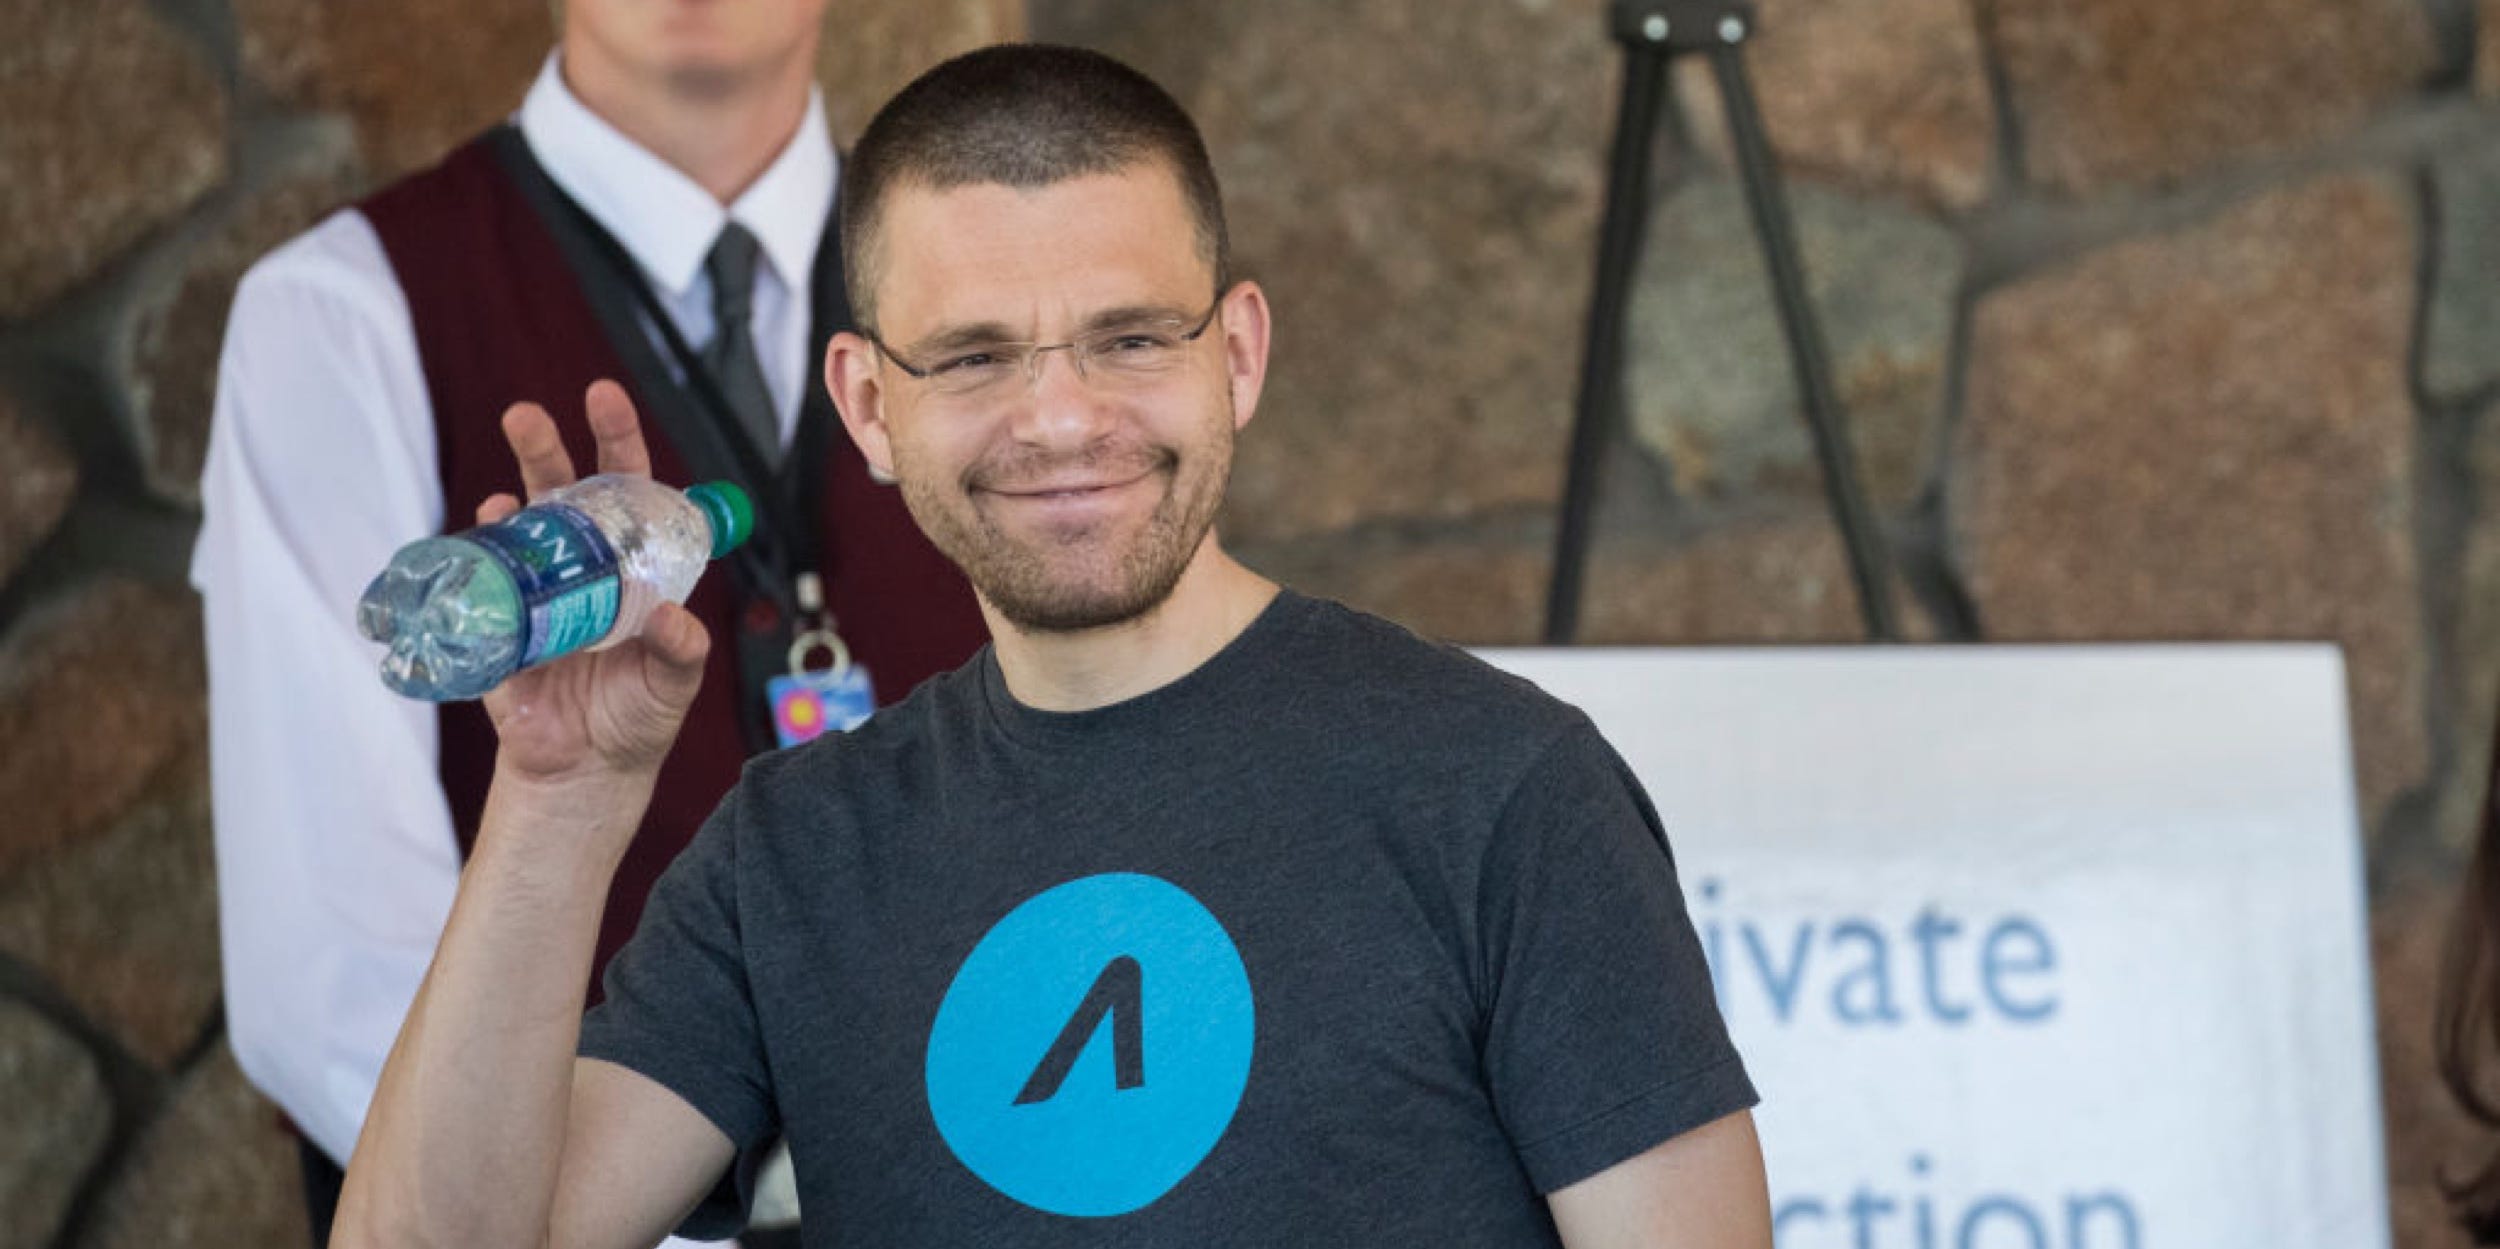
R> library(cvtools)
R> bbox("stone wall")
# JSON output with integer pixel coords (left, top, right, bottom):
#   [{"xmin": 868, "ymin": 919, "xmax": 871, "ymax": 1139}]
[
  {"xmin": 0, "ymin": 1, "xmax": 1016, "ymax": 1244},
  {"xmin": 0, "ymin": 0, "xmax": 2491, "ymax": 1243}
]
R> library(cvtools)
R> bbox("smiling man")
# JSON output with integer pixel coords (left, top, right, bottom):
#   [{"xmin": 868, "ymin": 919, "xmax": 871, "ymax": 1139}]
[{"xmin": 333, "ymin": 45, "xmax": 1769, "ymax": 1249}]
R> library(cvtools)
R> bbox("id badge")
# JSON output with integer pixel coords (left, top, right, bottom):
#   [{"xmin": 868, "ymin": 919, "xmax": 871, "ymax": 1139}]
[
  {"xmin": 769, "ymin": 666, "xmax": 874, "ymax": 747},
  {"xmin": 768, "ymin": 627, "xmax": 875, "ymax": 748}
]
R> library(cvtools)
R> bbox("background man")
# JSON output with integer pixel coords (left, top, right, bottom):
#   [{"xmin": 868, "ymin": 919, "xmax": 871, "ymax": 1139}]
[
  {"xmin": 191, "ymin": 2, "xmax": 986, "ymax": 1242},
  {"xmin": 335, "ymin": 44, "xmax": 1772, "ymax": 1248}
]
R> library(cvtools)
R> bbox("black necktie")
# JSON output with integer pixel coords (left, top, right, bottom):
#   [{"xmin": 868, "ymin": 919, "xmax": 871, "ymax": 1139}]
[{"xmin": 701, "ymin": 222, "xmax": 782, "ymax": 468}]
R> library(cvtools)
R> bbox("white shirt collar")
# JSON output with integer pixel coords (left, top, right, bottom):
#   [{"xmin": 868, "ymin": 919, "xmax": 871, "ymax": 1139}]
[{"xmin": 516, "ymin": 53, "xmax": 837, "ymax": 300}]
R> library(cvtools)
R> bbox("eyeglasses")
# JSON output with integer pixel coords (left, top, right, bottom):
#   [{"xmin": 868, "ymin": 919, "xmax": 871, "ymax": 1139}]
[{"xmin": 863, "ymin": 295, "xmax": 1223, "ymax": 399}]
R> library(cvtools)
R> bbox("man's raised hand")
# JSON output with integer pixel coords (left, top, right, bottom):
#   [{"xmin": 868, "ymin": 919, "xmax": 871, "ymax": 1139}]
[{"xmin": 476, "ymin": 380, "xmax": 711, "ymax": 784}]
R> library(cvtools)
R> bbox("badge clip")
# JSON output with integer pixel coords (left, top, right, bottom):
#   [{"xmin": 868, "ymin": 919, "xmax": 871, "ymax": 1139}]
[{"xmin": 766, "ymin": 573, "xmax": 876, "ymax": 747}]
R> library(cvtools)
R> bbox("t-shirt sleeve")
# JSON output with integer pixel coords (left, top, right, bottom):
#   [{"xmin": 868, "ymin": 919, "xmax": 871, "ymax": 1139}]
[
  {"xmin": 578, "ymin": 785, "xmax": 778, "ymax": 1239},
  {"xmin": 1476, "ymin": 716, "xmax": 1757, "ymax": 1194}
]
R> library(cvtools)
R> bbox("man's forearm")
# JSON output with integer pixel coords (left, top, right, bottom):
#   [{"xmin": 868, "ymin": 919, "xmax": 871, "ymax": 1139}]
[{"xmin": 333, "ymin": 765, "xmax": 653, "ymax": 1249}]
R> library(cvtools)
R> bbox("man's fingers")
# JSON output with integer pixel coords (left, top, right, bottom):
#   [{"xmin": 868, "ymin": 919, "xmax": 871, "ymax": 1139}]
[
  {"xmin": 639, "ymin": 601, "xmax": 708, "ymax": 663},
  {"xmin": 502, "ymin": 382, "xmax": 646, "ymax": 503},
  {"xmin": 584, "ymin": 379, "xmax": 654, "ymax": 479},
  {"xmin": 501, "ymin": 402, "xmax": 577, "ymax": 499},
  {"xmin": 474, "ymin": 492, "xmax": 522, "ymax": 526},
  {"xmin": 638, "ymin": 602, "xmax": 712, "ymax": 704}
]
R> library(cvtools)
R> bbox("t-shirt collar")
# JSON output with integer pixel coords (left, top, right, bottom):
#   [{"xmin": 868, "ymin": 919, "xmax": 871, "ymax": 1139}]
[
  {"xmin": 516, "ymin": 52, "xmax": 836, "ymax": 301},
  {"xmin": 977, "ymin": 590, "xmax": 1312, "ymax": 748}
]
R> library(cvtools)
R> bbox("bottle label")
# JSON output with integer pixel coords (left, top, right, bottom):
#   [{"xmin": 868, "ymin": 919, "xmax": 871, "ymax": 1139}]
[{"xmin": 466, "ymin": 502, "xmax": 622, "ymax": 668}]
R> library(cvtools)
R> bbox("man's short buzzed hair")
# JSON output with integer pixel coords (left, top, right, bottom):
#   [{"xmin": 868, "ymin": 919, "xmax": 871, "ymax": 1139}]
[{"xmin": 839, "ymin": 44, "xmax": 1231, "ymax": 330}]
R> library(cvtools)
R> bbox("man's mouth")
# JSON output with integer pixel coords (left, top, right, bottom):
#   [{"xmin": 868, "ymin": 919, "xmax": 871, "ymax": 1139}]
[{"xmin": 983, "ymin": 468, "xmax": 1159, "ymax": 501}]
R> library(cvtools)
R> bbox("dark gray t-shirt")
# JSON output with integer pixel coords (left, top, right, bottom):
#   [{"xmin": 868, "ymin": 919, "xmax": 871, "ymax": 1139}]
[{"xmin": 580, "ymin": 590, "xmax": 1754, "ymax": 1245}]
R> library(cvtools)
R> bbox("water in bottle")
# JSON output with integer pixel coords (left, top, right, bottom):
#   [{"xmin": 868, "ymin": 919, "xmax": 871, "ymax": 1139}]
[{"xmin": 357, "ymin": 475, "xmax": 753, "ymax": 701}]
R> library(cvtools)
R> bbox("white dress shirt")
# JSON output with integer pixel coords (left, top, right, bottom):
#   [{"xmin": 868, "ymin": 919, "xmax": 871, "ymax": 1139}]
[{"xmin": 191, "ymin": 52, "xmax": 835, "ymax": 1200}]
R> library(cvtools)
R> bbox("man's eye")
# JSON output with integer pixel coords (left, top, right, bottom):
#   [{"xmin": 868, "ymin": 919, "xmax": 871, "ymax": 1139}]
[
  {"xmin": 931, "ymin": 351, "xmax": 1007, "ymax": 375},
  {"xmin": 1102, "ymin": 333, "xmax": 1175, "ymax": 354}
]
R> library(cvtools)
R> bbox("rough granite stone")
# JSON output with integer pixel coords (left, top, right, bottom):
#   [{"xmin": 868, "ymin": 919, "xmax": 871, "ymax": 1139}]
[
  {"xmin": 1672, "ymin": 0, "xmax": 1997, "ymax": 209},
  {"xmin": 0, "ymin": 394, "xmax": 78, "ymax": 587},
  {"xmin": 1953, "ymin": 174, "xmax": 2425, "ymax": 823},
  {"xmin": 1625, "ymin": 178, "xmax": 1959, "ymax": 512},
  {"xmin": 234, "ymin": 0, "xmax": 547, "ymax": 181},
  {"xmin": 2484, "ymin": 0, "xmax": 2500, "ymax": 96},
  {"xmin": 2439, "ymin": 405, "xmax": 2500, "ymax": 862},
  {"xmin": 0, "ymin": 0, "xmax": 227, "ymax": 321},
  {"xmin": 79, "ymin": 1040, "xmax": 310, "ymax": 1249},
  {"xmin": 0, "ymin": 996, "xmax": 111, "ymax": 1249},
  {"xmin": 1037, "ymin": 0, "xmax": 1617, "ymax": 544},
  {"xmin": 1574, "ymin": 516, "xmax": 1931, "ymax": 644},
  {"xmin": 0, "ymin": 751, "xmax": 219, "ymax": 1069},
  {"xmin": 819, "ymin": 0, "xmax": 1026, "ymax": 144},
  {"xmin": 2427, "ymin": 136, "xmax": 2500, "ymax": 403},
  {"xmin": 0, "ymin": 579, "xmax": 206, "ymax": 880},
  {"xmin": 132, "ymin": 137, "xmax": 367, "ymax": 505},
  {"xmin": 1239, "ymin": 512, "xmax": 1921, "ymax": 646},
  {"xmin": 1987, "ymin": 0, "xmax": 2436, "ymax": 194},
  {"xmin": 1238, "ymin": 530, "xmax": 1551, "ymax": 645},
  {"xmin": 2375, "ymin": 867, "xmax": 2484, "ymax": 1249}
]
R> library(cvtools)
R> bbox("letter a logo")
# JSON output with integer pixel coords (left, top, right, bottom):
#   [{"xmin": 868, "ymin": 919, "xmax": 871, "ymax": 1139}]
[
  {"xmin": 1016, "ymin": 956, "xmax": 1145, "ymax": 1104},
  {"xmin": 926, "ymin": 874, "xmax": 1255, "ymax": 1217}
]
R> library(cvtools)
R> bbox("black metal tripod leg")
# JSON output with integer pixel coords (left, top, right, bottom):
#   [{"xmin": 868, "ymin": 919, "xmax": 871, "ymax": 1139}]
[
  {"xmin": 1545, "ymin": 38, "xmax": 1674, "ymax": 645},
  {"xmin": 1707, "ymin": 35, "xmax": 1902, "ymax": 641}
]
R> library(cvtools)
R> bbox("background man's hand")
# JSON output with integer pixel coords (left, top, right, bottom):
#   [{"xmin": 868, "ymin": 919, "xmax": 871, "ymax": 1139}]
[{"xmin": 475, "ymin": 379, "xmax": 711, "ymax": 784}]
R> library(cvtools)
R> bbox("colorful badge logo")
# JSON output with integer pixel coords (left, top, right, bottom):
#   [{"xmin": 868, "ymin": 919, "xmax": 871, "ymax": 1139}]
[
  {"xmin": 925, "ymin": 873, "xmax": 1255, "ymax": 1216},
  {"xmin": 766, "ymin": 665, "xmax": 874, "ymax": 748}
]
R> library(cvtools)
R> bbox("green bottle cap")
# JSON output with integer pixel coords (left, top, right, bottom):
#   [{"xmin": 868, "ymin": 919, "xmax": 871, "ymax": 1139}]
[{"xmin": 686, "ymin": 482, "xmax": 754, "ymax": 558}]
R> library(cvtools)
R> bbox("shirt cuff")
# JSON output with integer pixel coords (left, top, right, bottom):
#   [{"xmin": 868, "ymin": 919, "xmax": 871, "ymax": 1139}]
[{"xmin": 1514, "ymin": 1053, "xmax": 1761, "ymax": 1194}]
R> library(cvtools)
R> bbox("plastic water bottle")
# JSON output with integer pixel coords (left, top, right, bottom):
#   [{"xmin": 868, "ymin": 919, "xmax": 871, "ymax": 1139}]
[{"xmin": 357, "ymin": 476, "xmax": 753, "ymax": 701}]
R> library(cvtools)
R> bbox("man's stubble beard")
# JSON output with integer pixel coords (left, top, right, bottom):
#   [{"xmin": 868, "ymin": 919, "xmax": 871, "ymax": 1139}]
[{"xmin": 896, "ymin": 398, "xmax": 1236, "ymax": 635}]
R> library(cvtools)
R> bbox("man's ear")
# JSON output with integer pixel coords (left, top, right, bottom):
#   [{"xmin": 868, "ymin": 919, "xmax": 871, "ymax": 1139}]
[
  {"xmin": 825, "ymin": 331, "xmax": 897, "ymax": 478},
  {"xmin": 1218, "ymin": 280, "xmax": 1272, "ymax": 433}
]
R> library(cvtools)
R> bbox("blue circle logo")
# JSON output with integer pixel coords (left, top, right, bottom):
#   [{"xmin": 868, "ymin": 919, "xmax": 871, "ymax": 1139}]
[{"xmin": 925, "ymin": 873, "xmax": 1255, "ymax": 1216}]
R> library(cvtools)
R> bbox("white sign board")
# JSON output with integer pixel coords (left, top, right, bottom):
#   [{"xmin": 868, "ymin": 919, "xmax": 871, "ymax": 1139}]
[{"xmin": 1476, "ymin": 646, "xmax": 2387, "ymax": 1249}]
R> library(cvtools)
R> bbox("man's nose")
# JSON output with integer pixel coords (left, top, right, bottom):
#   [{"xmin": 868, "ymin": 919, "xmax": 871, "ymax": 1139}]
[{"xmin": 1008, "ymin": 345, "xmax": 1113, "ymax": 446}]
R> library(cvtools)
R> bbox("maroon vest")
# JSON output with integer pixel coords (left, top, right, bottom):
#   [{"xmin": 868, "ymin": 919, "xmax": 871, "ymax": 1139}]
[{"xmin": 361, "ymin": 133, "xmax": 987, "ymax": 999}]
